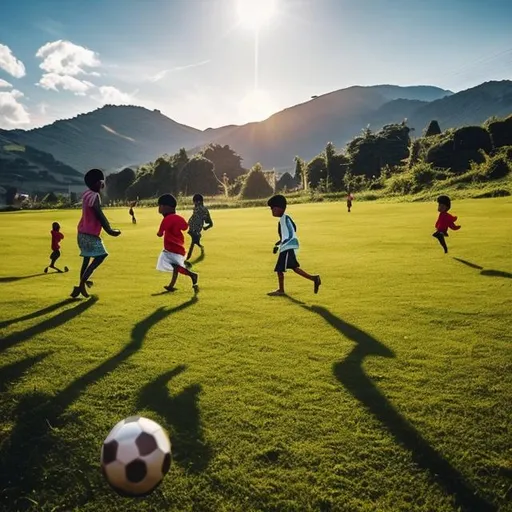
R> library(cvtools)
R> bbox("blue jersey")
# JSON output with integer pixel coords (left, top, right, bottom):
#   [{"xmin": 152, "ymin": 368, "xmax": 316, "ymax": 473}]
[{"xmin": 278, "ymin": 214, "xmax": 299, "ymax": 252}]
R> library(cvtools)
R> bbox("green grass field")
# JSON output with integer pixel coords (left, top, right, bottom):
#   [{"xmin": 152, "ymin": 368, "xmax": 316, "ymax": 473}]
[{"xmin": 1, "ymin": 199, "xmax": 511, "ymax": 512}]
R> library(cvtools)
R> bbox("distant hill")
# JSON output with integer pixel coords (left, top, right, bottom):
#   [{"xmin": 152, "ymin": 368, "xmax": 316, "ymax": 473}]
[
  {"xmin": 0, "ymin": 105, "xmax": 204, "ymax": 173},
  {"xmin": 0, "ymin": 133, "xmax": 82, "ymax": 192},
  {"xmin": 3, "ymin": 82, "xmax": 512, "ymax": 173},
  {"xmin": 408, "ymin": 80, "xmax": 512, "ymax": 133}
]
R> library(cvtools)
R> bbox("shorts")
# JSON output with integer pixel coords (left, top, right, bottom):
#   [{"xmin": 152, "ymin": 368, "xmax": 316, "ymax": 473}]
[
  {"xmin": 274, "ymin": 249, "xmax": 300, "ymax": 272},
  {"xmin": 156, "ymin": 250, "xmax": 186, "ymax": 272},
  {"xmin": 50, "ymin": 250, "xmax": 61, "ymax": 260},
  {"xmin": 78, "ymin": 233, "xmax": 108, "ymax": 258},
  {"xmin": 188, "ymin": 231, "xmax": 202, "ymax": 245}
]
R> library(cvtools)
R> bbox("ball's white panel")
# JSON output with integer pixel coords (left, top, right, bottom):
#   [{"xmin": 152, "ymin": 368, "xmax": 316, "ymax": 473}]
[
  {"xmin": 103, "ymin": 460, "xmax": 126, "ymax": 491},
  {"xmin": 142, "ymin": 450, "xmax": 166, "ymax": 486},
  {"xmin": 115, "ymin": 422, "xmax": 142, "ymax": 443},
  {"xmin": 152, "ymin": 428, "xmax": 171, "ymax": 453},
  {"xmin": 116, "ymin": 439, "xmax": 140, "ymax": 465},
  {"xmin": 137, "ymin": 417, "xmax": 162, "ymax": 434},
  {"xmin": 104, "ymin": 418, "xmax": 126, "ymax": 443}
]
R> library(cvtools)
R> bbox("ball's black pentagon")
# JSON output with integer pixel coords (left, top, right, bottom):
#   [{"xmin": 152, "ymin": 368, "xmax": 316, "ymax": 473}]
[
  {"xmin": 136, "ymin": 432, "xmax": 158, "ymax": 456},
  {"xmin": 124, "ymin": 415, "xmax": 140, "ymax": 423},
  {"xmin": 102, "ymin": 440, "xmax": 118, "ymax": 465},
  {"xmin": 162, "ymin": 452, "xmax": 171, "ymax": 475},
  {"xmin": 126, "ymin": 459, "xmax": 147, "ymax": 483}
]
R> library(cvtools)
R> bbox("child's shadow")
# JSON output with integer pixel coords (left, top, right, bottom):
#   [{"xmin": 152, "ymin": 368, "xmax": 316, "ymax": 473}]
[
  {"xmin": 453, "ymin": 258, "xmax": 512, "ymax": 279},
  {"xmin": 0, "ymin": 273, "xmax": 48, "ymax": 283},
  {"xmin": 137, "ymin": 365, "xmax": 211, "ymax": 473},
  {"xmin": 285, "ymin": 297, "xmax": 496, "ymax": 512}
]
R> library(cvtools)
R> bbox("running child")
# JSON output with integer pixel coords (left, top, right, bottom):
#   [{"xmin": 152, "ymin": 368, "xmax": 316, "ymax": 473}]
[
  {"xmin": 186, "ymin": 193, "xmax": 213, "ymax": 261},
  {"xmin": 433, "ymin": 195, "xmax": 461, "ymax": 254},
  {"xmin": 156, "ymin": 194, "xmax": 199, "ymax": 292},
  {"xmin": 44, "ymin": 222, "xmax": 68, "ymax": 273},
  {"xmin": 267, "ymin": 194, "xmax": 321, "ymax": 296},
  {"xmin": 71, "ymin": 168, "xmax": 121, "ymax": 298}
]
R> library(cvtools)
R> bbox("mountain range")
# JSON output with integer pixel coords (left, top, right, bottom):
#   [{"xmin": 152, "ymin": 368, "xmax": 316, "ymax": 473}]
[{"xmin": 1, "ymin": 80, "xmax": 512, "ymax": 183}]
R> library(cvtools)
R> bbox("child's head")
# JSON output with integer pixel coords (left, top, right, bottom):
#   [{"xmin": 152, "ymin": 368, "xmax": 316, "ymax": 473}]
[
  {"xmin": 192, "ymin": 193, "xmax": 204, "ymax": 206},
  {"xmin": 437, "ymin": 195, "xmax": 451, "ymax": 213},
  {"xmin": 267, "ymin": 194, "xmax": 287, "ymax": 217},
  {"xmin": 52, "ymin": 222, "xmax": 60, "ymax": 231},
  {"xmin": 158, "ymin": 194, "xmax": 177, "ymax": 215},
  {"xmin": 84, "ymin": 168, "xmax": 105, "ymax": 192}
]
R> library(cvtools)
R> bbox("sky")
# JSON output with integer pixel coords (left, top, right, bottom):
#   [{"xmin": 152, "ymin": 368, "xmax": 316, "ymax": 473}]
[{"xmin": 0, "ymin": 0, "xmax": 511, "ymax": 131}]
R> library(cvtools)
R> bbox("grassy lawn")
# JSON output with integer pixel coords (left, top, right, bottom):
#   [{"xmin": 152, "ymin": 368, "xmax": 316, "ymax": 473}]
[{"xmin": 0, "ymin": 199, "xmax": 511, "ymax": 512}]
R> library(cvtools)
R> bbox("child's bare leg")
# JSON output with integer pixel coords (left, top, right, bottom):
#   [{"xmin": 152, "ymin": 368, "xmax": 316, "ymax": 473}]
[
  {"xmin": 268, "ymin": 272, "xmax": 285, "ymax": 296},
  {"xmin": 71, "ymin": 255, "xmax": 107, "ymax": 297},
  {"xmin": 186, "ymin": 242, "xmax": 196, "ymax": 261},
  {"xmin": 164, "ymin": 268, "xmax": 179, "ymax": 291},
  {"xmin": 293, "ymin": 267, "xmax": 322, "ymax": 294},
  {"xmin": 181, "ymin": 266, "xmax": 199, "ymax": 290}
]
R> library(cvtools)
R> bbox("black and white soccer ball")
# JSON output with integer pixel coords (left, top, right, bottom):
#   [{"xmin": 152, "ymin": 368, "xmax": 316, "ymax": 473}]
[{"xmin": 101, "ymin": 416, "xmax": 171, "ymax": 497}]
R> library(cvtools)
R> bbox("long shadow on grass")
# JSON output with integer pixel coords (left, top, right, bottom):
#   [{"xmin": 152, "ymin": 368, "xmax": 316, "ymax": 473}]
[
  {"xmin": 453, "ymin": 258, "xmax": 512, "ymax": 279},
  {"xmin": 0, "ymin": 273, "xmax": 47, "ymax": 283},
  {"xmin": 0, "ymin": 352, "xmax": 51, "ymax": 392},
  {"xmin": 0, "ymin": 298, "xmax": 77, "ymax": 329},
  {"xmin": 0, "ymin": 296, "xmax": 198, "ymax": 510},
  {"xmin": 0, "ymin": 298, "xmax": 97, "ymax": 354},
  {"xmin": 137, "ymin": 365, "xmax": 211, "ymax": 473},
  {"xmin": 287, "ymin": 299, "xmax": 496, "ymax": 512}
]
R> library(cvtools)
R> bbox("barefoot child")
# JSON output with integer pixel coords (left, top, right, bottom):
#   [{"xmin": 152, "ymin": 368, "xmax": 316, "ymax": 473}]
[
  {"xmin": 44, "ymin": 222, "xmax": 68, "ymax": 273},
  {"xmin": 267, "ymin": 194, "xmax": 321, "ymax": 296},
  {"xmin": 432, "ymin": 195, "xmax": 461, "ymax": 254},
  {"xmin": 71, "ymin": 168, "xmax": 121, "ymax": 298},
  {"xmin": 129, "ymin": 202, "xmax": 137, "ymax": 224},
  {"xmin": 156, "ymin": 194, "xmax": 199, "ymax": 292}
]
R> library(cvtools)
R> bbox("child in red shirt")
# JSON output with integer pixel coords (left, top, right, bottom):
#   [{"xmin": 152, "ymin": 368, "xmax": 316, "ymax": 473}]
[
  {"xmin": 432, "ymin": 195, "xmax": 461, "ymax": 254},
  {"xmin": 44, "ymin": 222, "xmax": 69, "ymax": 273},
  {"xmin": 156, "ymin": 194, "xmax": 199, "ymax": 293}
]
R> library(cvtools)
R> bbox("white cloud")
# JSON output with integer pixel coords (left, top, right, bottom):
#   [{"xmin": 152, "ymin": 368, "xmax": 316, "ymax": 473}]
[
  {"xmin": 93, "ymin": 86, "xmax": 132, "ymax": 104},
  {"xmin": 0, "ymin": 89, "xmax": 30, "ymax": 128},
  {"xmin": 0, "ymin": 78, "xmax": 13, "ymax": 88},
  {"xmin": 36, "ymin": 40, "xmax": 100, "ymax": 76},
  {"xmin": 37, "ymin": 73, "xmax": 95, "ymax": 95},
  {"xmin": 0, "ymin": 44, "xmax": 26, "ymax": 78}
]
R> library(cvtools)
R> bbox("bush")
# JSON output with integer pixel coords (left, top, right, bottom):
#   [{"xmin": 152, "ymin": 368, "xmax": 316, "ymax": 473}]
[
  {"xmin": 239, "ymin": 164, "xmax": 274, "ymax": 199},
  {"xmin": 387, "ymin": 173, "xmax": 414, "ymax": 194},
  {"xmin": 481, "ymin": 157, "xmax": 510, "ymax": 180},
  {"xmin": 487, "ymin": 115, "xmax": 512, "ymax": 148}
]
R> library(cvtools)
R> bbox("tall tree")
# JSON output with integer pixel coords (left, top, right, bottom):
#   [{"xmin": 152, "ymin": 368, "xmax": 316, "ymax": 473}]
[
  {"xmin": 425, "ymin": 120, "xmax": 442, "ymax": 137},
  {"xmin": 239, "ymin": 163, "xmax": 274, "ymax": 199},
  {"xmin": 199, "ymin": 144, "xmax": 245, "ymax": 181},
  {"xmin": 179, "ymin": 157, "xmax": 218, "ymax": 196},
  {"xmin": 293, "ymin": 156, "xmax": 305, "ymax": 188}
]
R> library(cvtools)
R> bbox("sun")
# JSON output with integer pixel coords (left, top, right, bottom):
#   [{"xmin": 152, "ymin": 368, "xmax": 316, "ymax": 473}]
[{"xmin": 236, "ymin": 0, "xmax": 277, "ymax": 30}]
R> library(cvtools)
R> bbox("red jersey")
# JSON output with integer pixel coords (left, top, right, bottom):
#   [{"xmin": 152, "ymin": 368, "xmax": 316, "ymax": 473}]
[
  {"xmin": 51, "ymin": 230, "xmax": 64, "ymax": 250},
  {"xmin": 157, "ymin": 213, "xmax": 188, "ymax": 255},
  {"xmin": 435, "ymin": 212, "xmax": 460, "ymax": 233}
]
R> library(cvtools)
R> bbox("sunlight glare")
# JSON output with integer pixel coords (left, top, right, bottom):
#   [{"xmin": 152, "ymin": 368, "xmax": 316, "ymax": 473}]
[
  {"xmin": 236, "ymin": 0, "xmax": 277, "ymax": 30},
  {"xmin": 239, "ymin": 89, "xmax": 277, "ymax": 122}
]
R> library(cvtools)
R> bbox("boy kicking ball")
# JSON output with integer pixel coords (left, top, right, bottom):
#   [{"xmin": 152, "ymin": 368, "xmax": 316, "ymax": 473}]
[{"xmin": 267, "ymin": 194, "xmax": 321, "ymax": 296}]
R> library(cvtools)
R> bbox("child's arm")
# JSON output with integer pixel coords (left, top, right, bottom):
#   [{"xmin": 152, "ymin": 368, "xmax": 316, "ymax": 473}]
[
  {"xmin": 92, "ymin": 197, "xmax": 120, "ymax": 236},
  {"xmin": 203, "ymin": 209, "xmax": 213, "ymax": 230},
  {"xmin": 448, "ymin": 214, "xmax": 461, "ymax": 230}
]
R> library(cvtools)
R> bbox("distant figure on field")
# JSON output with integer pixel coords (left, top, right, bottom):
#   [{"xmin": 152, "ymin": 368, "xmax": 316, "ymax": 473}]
[
  {"xmin": 432, "ymin": 195, "xmax": 461, "ymax": 254},
  {"xmin": 346, "ymin": 191, "xmax": 354, "ymax": 213},
  {"xmin": 44, "ymin": 222, "xmax": 68, "ymax": 273},
  {"xmin": 267, "ymin": 194, "xmax": 321, "ymax": 296},
  {"xmin": 129, "ymin": 202, "xmax": 137, "ymax": 224},
  {"xmin": 71, "ymin": 168, "xmax": 121, "ymax": 298},
  {"xmin": 156, "ymin": 194, "xmax": 199, "ymax": 293},
  {"xmin": 186, "ymin": 193, "xmax": 213, "ymax": 262}
]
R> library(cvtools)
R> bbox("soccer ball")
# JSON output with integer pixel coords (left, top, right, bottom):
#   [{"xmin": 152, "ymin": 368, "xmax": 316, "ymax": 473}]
[{"xmin": 101, "ymin": 416, "xmax": 171, "ymax": 497}]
